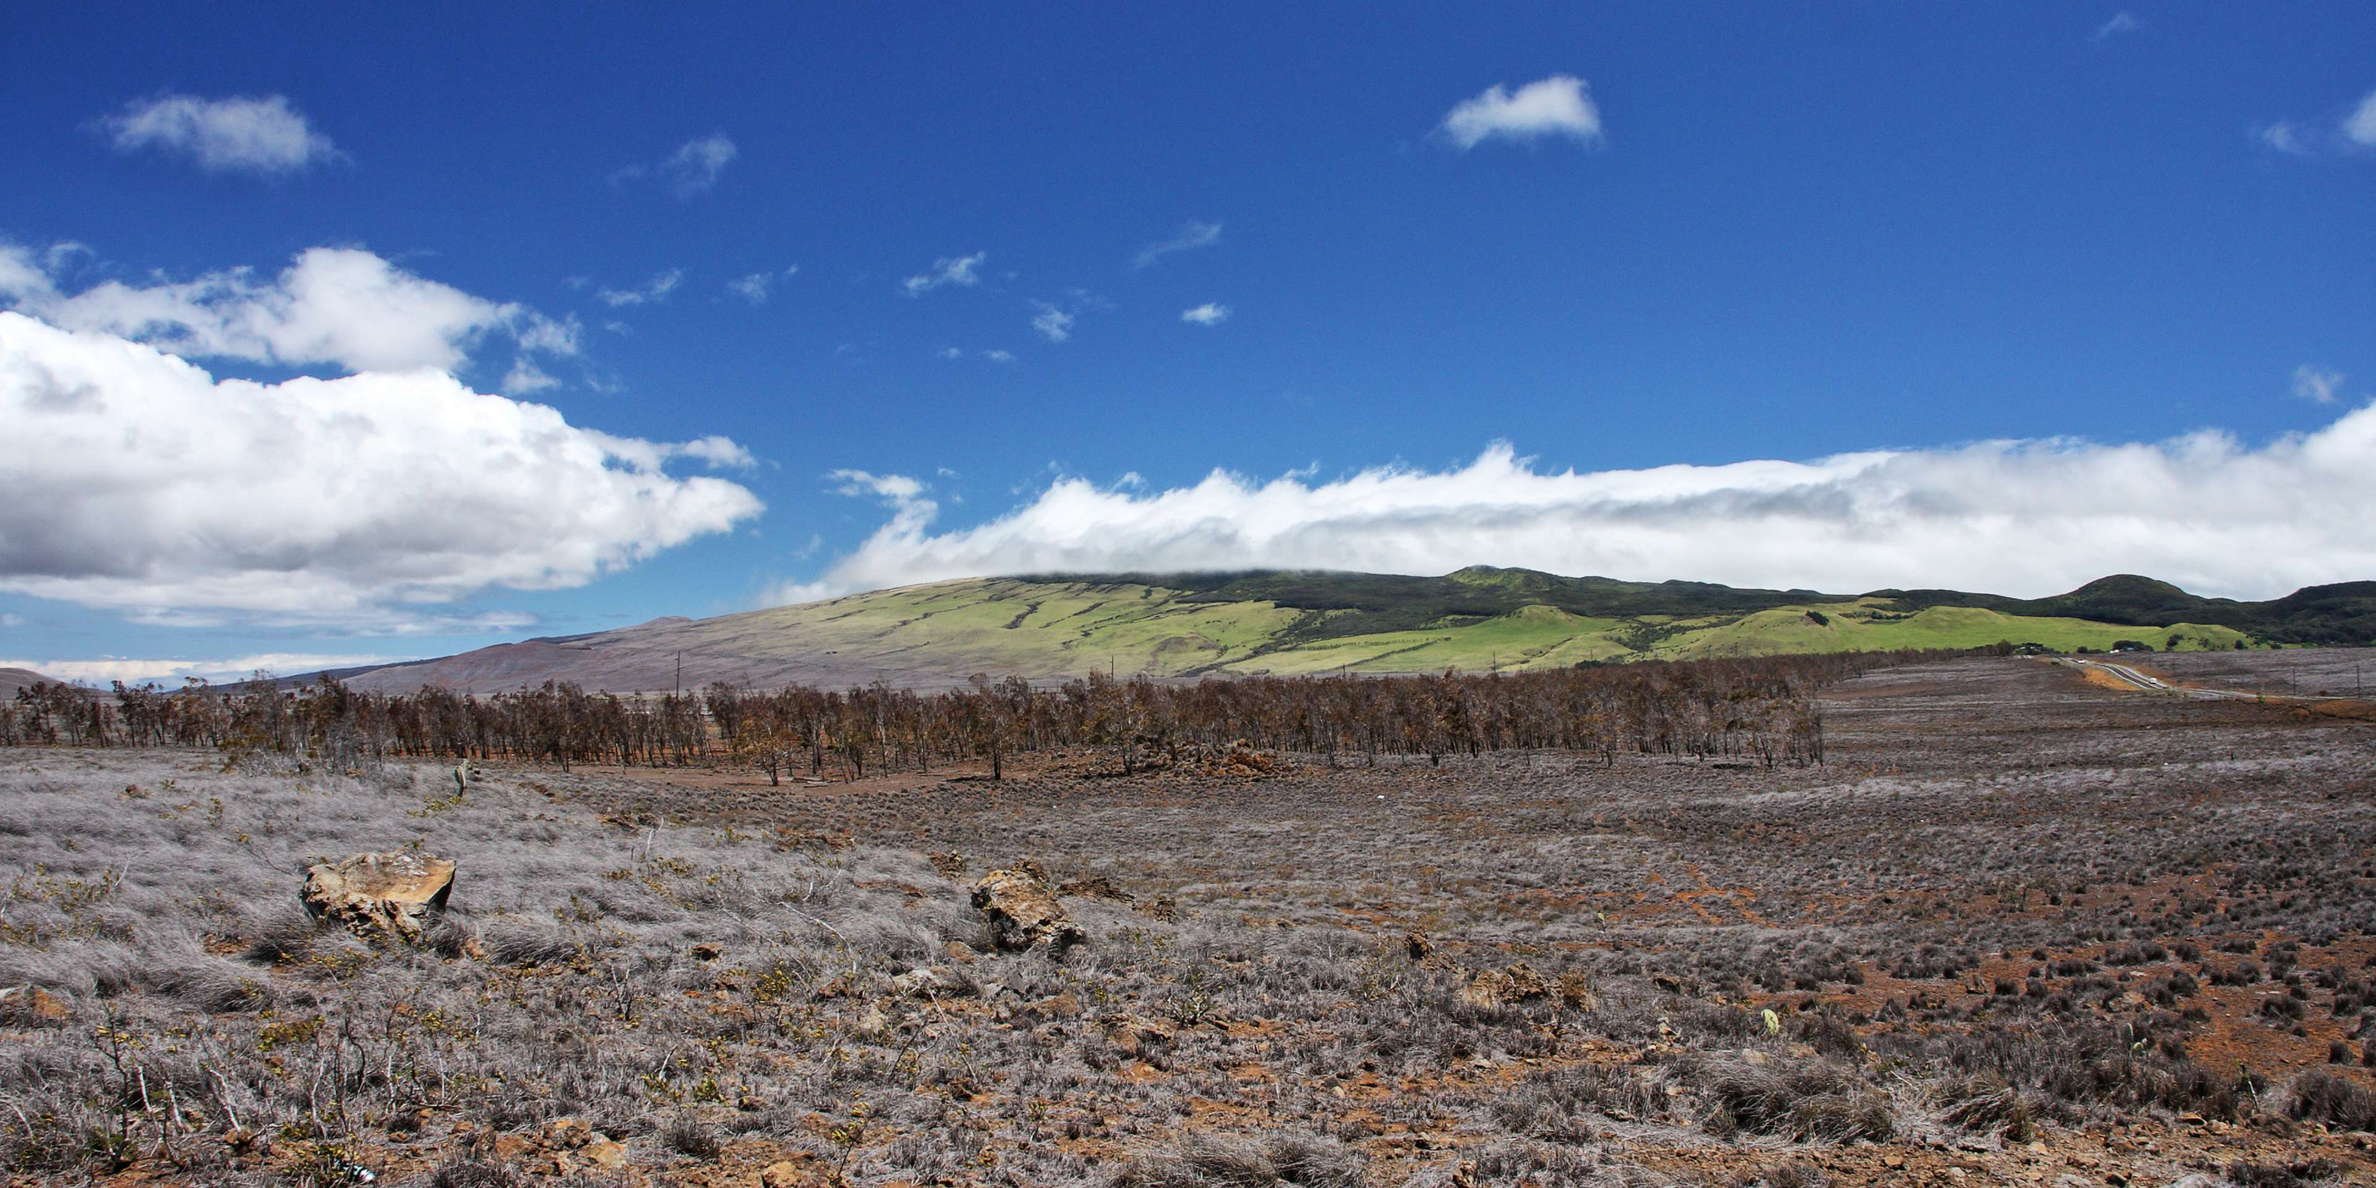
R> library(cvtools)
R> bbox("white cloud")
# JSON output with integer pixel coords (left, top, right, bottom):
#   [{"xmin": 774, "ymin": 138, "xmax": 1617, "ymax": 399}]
[
  {"xmin": 1, "ymin": 653, "xmax": 402, "ymax": 687},
  {"xmin": 2347, "ymin": 88, "xmax": 2376, "ymax": 147},
  {"xmin": 782, "ymin": 406, "xmax": 2376, "ymax": 604},
  {"xmin": 1439, "ymin": 75, "xmax": 1603, "ymax": 151},
  {"xmin": 903, "ymin": 252, "xmax": 986, "ymax": 297},
  {"xmin": 1181, "ymin": 302, "xmax": 1231, "ymax": 326},
  {"xmin": 937, "ymin": 346, "xmax": 965, "ymax": 360},
  {"xmin": 2092, "ymin": 11, "xmax": 2140, "ymax": 41},
  {"xmin": 613, "ymin": 133, "xmax": 738, "ymax": 197},
  {"xmin": 2257, "ymin": 122, "xmax": 2310, "ymax": 155},
  {"xmin": 596, "ymin": 268, "xmax": 683, "ymax": 307},
  {"xmin": 2294, "ymin": 364, "xmax": 2344, "ymax": 404},
  {"xmin": 0, "ymin": 309, "xmax": 763, "ymax": 619},
  {"xmin": 104, "ymin": 93, "xmax": 339, "ymax": 174},
  {"xmin": 728, "ymin": 266, "xmax": 796, "ymax": 304},
  {"xmin": 1134, "ymin": 221, "xmax": 1223, "ymax": 269},
  {"xmin": 1031, "ymin": 303, "xmax": 1075, "ymax": 343},
  {"xmin": 985, "ymin": 349, "xmax": 1015, "ymax": 364},
  {"xmin": 0, "ymin": 243, "xmax": 575, "ymax": 376},
  {"xmin": 0, "ymin": 613, "xmax": 25, "ymax": 628},
  {"xmin": 501, "ymin": 357, "xmax": 559, "ymax": 394}
]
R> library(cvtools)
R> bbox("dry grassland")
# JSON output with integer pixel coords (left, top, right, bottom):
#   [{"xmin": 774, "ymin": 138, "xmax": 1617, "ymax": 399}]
[{"xmin": 5, "ymin": 655, "xmax": 2375, "ymax": 1187}]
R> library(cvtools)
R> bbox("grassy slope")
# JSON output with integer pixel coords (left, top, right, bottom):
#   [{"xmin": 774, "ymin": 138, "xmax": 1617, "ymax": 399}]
[
  {"xmin": 596, "ymin": 576, "xmax": 2270, "ymax": 682},
  {"xmin": 622, "ymin": 578, "xmax": 1312, "ymax": 680},
  {"xmin": 333, "ymin": 569, "xmax": 2307, "ymax": 692}
]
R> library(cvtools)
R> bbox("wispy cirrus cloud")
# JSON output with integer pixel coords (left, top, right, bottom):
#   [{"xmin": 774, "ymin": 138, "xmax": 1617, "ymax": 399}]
[
  {"xmin": 2294, "ymin": 364, "xmax": 2344, "ymax": 404},
  {"xmin": 781, "ymin": 404, "xmax": 2376, "ymax": 605},
  {"xmin": 2348, "ymin": 88, "xmax": 2376, "ymax": 147},
  {"xmin": 1133, "ymin": 220, "xmax": 1222, "ymax": 269},
  {"xmin": 902, "ymin": 251, "xmax": 986, "ymax": 296},
  {"xmin": 1438, "ymin": 75, "xmax": 1602, "ymax": 150},
  {"xmin": 727, "ymin": 266, "xmax": 797, "ymax": 304},
  {"xmin": 2091, "ymin": 11, "xmax": 2140, "ymax": 42},
  {"xmin": 2256, "ymin": 85, "xmax": 2376, "ymax": 155},
  {"xmin": 102, "ymin": 93, "xmax": 340, "ymax": 174},
  {"xmin": 596, "ymin": 268, "xmax": 684, "ymax": 307},
  {"xmin": 1030, "ymin": 302, "xmax": 1075, "ymax": 343},
  {"xmin": 613, "ymin": 133, "xmax": 738, "ymax": 198}
]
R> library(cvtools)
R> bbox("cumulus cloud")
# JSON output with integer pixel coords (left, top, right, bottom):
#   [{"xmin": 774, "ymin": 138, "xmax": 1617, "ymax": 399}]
[
  {"xmin": 1439, "ymin": 75, "xmax": 1602, "ymax": 150},
  {"xmin": 1031, "ymin": 303, "xmax": 1075, "ymax": 343},
  {"xmin": 782, "ymin": 408, "xmax": 2376, "ymax": 604},
  {"xmin": 613, "ymin": 133, "xmax": 737, "ymax": 197},
  {"xmin": 1134, "ymin": 220, "xmax": 1223, "ymax": 269},
  {"xmin": 596, "ymin": 268, "xmax": 684, "ymax": 307},
  {"xmin": 2294, "ymin": 364, "xmax": 2344, "ymax": 404},
  {"xmin": 104, "ymin": 93, "xmax": 339, "ymax": 174},
  {"xmin": 2092, "ymin": 11, "xmax": 2140, "ymax": 41},
  {"xmin": 1181, "ymin": 302, "xmax": 1231, "ymax": 326},
  {"xmin": 0, "ymin": 310, "xmax": 763, "ymax": 618},
  {"xmin": 903, "ymin": 252, "xmax": 986, "ymax": 296},
  {"xmin": 984, "ymin": 349, "xmax": 1015, "ymax": 364},
  {"xmin": 0, "ymin": 243, "xmax": 575, "ymax": 376}
]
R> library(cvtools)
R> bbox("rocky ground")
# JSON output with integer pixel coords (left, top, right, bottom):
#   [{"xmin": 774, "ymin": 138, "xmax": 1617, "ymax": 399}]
[{"xmin": 4, "ymin": 654, "xmax": 2375, "ymax": 1186}]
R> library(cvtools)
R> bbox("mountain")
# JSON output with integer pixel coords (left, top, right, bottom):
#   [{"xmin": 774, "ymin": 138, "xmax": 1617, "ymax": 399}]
[{"xmin": 309, "ymin": 569, "xmax": 2372, "ymax": 694}]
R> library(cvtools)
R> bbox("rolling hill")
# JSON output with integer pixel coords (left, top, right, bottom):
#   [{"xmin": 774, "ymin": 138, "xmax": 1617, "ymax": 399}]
[{"xmin": 314, "ymin": 569, "xmax": 2372, "ymax": 694}]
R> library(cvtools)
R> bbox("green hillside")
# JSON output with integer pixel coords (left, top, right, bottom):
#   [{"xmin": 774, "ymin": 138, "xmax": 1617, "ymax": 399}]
[{"xmin": 337, "ymin": 568, "xmax": 2349, "ymax": 693}]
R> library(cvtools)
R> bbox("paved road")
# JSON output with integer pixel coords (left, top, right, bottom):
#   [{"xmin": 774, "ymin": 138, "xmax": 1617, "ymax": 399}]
[{"xmin": 2042, "ymin": 656, "xmax": 2305, "ymax": 701}]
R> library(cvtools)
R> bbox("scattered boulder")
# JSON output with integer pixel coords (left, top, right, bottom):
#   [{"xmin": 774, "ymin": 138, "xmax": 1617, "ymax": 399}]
[
  {"xmin": 1459, "ymin": 962, "xmax": 1597, "ymax": 1011},
  {"xmin": 1102, "ymin": 1012, "xmax": 1178, "ymax": 1056},
  {"xmin": 758, "ymin": 1155, "xmax": 818, "ymax": 1187},
  {"xmin": 1056, "ymin": 872, "xmax": 1133, "ymax": 903},
  {"xmin": 0, "ymin": 984, "xmax": 71, "ymax": 1027},
  {"xmin": 301, "ymin": 850, "xmax": 456, "ymax": 944},
  {"xmin": 891, "ymin": 966, "xmax": 960, "ymax": 999},
  {"xmin": 971, "ymin": 867, "xmax": 1085, "ymax": 953}
]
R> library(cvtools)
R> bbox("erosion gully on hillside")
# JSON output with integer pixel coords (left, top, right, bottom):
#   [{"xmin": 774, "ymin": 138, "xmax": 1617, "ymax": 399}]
[{"xmin": 4, "ymin": 654, "xmax": 2374, "ymax": 1187}]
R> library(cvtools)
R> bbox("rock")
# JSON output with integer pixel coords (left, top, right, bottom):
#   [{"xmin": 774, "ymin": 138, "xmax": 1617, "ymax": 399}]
[
  {"xmin": 1459, "ymin": 962, "xmax": 1597, "ymax": 1010},
  {"xmin": 1404, "ymin": 931, "xmax": 1434, "ymax": 961},
  {"xmin": 580, "ymin": 1137, "xmax": 627, "ymax": 1170},
  {"xmin": 300, "ymin": 850, "xmax": 456, "ymax": 944},
  {"xmin": 971, "ymin": 867, "xmax": 1085, "ymax": 953},
  {"xmin": 891, "ymin": 966, "xmax": 959, "ymax": 998},
  {"xmin": 0, "ymin": 984, "xmax": 71, "ymax": 1026},
  {"xmin": 1103, "ymin": 1012, "xmax": 1177, "ymax": 1055},
  {"xmin": 1056, "ymin": 873, "xmax": 1132, "ymax": 903},
  {"xmin": 759, "ymin": 1158, "xmax": 815, "ymax": 1187}
]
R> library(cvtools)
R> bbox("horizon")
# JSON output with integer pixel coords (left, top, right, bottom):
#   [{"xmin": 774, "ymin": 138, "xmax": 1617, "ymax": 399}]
[{"xmin": 6, "ymin": 4, "xmax": 2376, "ymax": 685}]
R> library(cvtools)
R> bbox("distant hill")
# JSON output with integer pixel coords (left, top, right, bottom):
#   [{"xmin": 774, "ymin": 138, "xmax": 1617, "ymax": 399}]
[
  {"xmin": 1875, "ymin": 575, "xmax": 2376, "ymax": 646},
  {"xmin": 309, "ymin": 569, "xmax": 2372, "ymax": 694},
  {"xmin": 0, "ymin": 667, "xmax": 67, "ymax": 697}
]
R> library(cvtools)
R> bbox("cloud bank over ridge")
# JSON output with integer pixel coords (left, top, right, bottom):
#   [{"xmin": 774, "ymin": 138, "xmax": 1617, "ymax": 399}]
[{"xmin": 785, "ymin": 406, "xmax": 2376, "ymax": 605}]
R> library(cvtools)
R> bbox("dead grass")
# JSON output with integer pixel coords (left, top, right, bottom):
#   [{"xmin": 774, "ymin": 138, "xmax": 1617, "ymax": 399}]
[{"xmin": 3, "ymin": 654, "xmax": 2375, "ymax": 1185}]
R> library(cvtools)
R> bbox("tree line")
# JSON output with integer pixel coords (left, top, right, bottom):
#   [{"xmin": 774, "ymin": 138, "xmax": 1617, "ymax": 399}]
[{"xmin": 0, "ymin": 649, "xmax": 1965, "ymax": 778}]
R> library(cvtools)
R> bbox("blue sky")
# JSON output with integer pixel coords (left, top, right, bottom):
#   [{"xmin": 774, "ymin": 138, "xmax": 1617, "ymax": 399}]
[{"xmin": 4, "ymin": 3, "xmax": 2375, "ymax": 684}]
